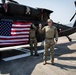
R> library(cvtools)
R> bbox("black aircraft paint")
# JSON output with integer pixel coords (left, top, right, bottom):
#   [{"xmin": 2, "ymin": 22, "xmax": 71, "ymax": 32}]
[
  {"xmin": 0, "ymin": 1, "xmax": 76, "ymax": 47},
  {"xmin": 0, "ymin": 0, "xmax": 76, "ymax": 60}
]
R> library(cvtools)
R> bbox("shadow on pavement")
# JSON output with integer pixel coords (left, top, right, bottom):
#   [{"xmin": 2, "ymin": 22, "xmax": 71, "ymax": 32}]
[
  {"xmin": 54, "ymin": 63, "xmax": 76, "ymax": 70},
  {"xmin": 58, "ymin": 57, "xmax": 76, "ymax": 60},
  {"xmin": 0, "ymin": 41, "xmax": 76, "ymax": 75},
  {"xmin": 0, "ymin": 54, "xmax": 43, "ymax": 75},
  {"xmin": 55, "ymin": 41, "xmax": 76, "ymax": 57}
]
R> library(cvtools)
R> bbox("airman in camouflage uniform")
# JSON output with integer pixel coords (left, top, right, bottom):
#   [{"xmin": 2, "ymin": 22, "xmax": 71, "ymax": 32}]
[
  {"xmin": 39, "ymin": 19, "xmax": 58, "ymax": 65},
  {"xmin": 29, "ymin": 23, "xmax": 39, "ymax": 56}
]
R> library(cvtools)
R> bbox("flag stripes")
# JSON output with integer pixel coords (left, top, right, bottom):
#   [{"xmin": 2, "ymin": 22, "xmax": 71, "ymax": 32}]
[{"xmin": 0, "ymin": 20, "xmax": 31, "ymax": 47}]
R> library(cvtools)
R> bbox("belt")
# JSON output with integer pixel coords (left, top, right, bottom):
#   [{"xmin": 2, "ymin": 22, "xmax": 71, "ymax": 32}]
[{"xmin": 46, "ymin": 38, "xmax": 54, "ymax": 39}]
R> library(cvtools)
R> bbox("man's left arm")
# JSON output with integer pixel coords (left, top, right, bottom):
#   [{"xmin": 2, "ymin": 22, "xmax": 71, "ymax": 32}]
[{"xmin": 54, "ymin": 27, "xmax": 58, "ymax": 43}]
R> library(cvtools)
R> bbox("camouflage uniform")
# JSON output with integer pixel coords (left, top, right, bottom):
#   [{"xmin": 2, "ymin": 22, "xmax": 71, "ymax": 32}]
[
  {"xmin": 29, "ymin": 24, "xmax": 38, "ymax": 56},
  {"xmin": 39, "ymin": 21, "xmax": 58, "ymax": 65}
]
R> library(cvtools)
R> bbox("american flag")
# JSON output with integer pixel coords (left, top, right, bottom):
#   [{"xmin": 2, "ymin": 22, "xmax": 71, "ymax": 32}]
[{"xmin": 0, "ymin": 20, "xmax": 31, "ymax": 47}]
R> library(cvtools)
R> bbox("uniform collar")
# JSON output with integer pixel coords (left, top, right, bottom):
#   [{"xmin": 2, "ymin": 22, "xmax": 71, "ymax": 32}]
[{"xmin": 47, "ymin": 26, "xmax": 52, "ymax": 28}]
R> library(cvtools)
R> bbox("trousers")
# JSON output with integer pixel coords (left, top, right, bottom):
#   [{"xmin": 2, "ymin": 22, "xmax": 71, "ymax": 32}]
[
  {"xmin": 30, "ymin": 38, "xmax": 37, "ymax": 55},
  {"xmin": 43, "ymin": 39, "xmax": 55, "ymax": 63}
]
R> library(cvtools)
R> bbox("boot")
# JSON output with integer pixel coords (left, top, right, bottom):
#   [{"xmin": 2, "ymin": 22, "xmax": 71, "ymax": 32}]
[
  {"xmin": 34, "ymin": 50, "xmax": 39, "ymax": 56},
  {"xmin": 30, "ymin": 50, "xmax": 33, "ymax": 56},
  {"xmin": 51, "ymin": 57, "xmax": 54, "ymax": 65},
  {"xmin": 34, "ymin": 53, "xmax": 39, "ymax": 56},
  {"xmin": 43, "ymin": 55, "xmax": 47, "ymax": 65},
  {"xmin": 43, "ymin": 61, "xmax": 47, "ymax": 65}
]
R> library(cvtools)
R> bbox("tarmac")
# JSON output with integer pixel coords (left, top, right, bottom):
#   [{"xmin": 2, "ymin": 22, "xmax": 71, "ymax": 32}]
[{"xmin": 0, "ymin": 33, "xmax": 76, "ymax": 75}]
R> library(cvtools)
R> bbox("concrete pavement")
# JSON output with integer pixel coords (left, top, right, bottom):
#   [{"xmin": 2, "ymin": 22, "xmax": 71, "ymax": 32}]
[{"xmin": 0, "ymin": 33, "xmax": 76, "ymax": 75}]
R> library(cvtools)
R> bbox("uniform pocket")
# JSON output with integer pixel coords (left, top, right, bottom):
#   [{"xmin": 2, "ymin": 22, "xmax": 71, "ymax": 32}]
[{"xmin": 45, "ymin": 39, "xmax": 55, "ymax": 45}]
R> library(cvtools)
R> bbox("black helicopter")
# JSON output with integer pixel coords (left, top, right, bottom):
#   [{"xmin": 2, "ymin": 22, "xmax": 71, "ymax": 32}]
[{"xmin": 0, "ymin": 0, "xmax": 76, "ymax": 47}]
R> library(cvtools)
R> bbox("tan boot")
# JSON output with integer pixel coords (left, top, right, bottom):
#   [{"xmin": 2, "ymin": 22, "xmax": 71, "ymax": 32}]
[
  {"xmin": 50, "ymin": 56, "xmax": 54, "ymax": 65},
  {"xmin": 43, "ymin": 61, "xmax": 47, "ymax": 65},
  {"xmin": 51, "ymin": 59, "xmax": 54, "ymax": 65}
]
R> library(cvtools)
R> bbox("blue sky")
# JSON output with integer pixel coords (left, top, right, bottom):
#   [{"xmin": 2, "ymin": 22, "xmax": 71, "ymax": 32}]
[{"xmin": 0, "ymin": 0, "xmax": 76, "ymax": 25}]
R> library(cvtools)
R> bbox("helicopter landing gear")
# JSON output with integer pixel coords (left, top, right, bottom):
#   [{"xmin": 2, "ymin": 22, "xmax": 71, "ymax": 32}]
[{"xmin": 66, "ymin": 36, "xmax": 72, "ymax": 42}]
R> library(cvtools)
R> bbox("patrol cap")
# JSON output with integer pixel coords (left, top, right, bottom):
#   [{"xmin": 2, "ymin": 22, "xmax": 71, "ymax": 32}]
[{"xmin": 47, "ymin": 19, "xmax": 53, "ymax": 23}]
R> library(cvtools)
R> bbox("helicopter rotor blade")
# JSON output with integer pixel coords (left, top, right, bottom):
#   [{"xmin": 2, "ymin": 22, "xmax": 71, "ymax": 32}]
[
  {"xmin": 70, "ymin": 1, "xmax": 76, "ymax": 22},
  {"xmin": 70, "ymin": 12, "xmax": 76, "ymax": 22},
  {"xmin": 75, "ymin": 1, "xmax": 76, "ymax": 7}
]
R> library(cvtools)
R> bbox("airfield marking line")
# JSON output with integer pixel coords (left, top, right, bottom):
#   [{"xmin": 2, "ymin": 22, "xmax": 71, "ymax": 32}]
[
  {"xmin": 15, "ymin": 48, "xmax": 58, "ymax": 53},
  {"xmin": 15, "ymin": 48, "xmax": 30, "ymax": 53},
  {"xmin": 2, "ymin": 48, "xmax": 58, "ymax": 61},
  {"xmin": 0, "ymin": 45, "xmax": 29, "ymax": 51},
  {"xmin": 2, "ymin": 52, "xmax": 31, "ymax": 61}
]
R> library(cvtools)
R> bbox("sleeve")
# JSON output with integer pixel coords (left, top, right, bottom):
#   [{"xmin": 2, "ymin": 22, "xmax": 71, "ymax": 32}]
[
  {"xmin": 54, "ymin": 27, "xmax": 58, "ymax": 42},
  {"xmin": 38, "ymin": 26, "xmax": 45, "ymax": 34},
  {"xmin": 32, "ymin": 24, "xmax": 37, "ymax": 30}
]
